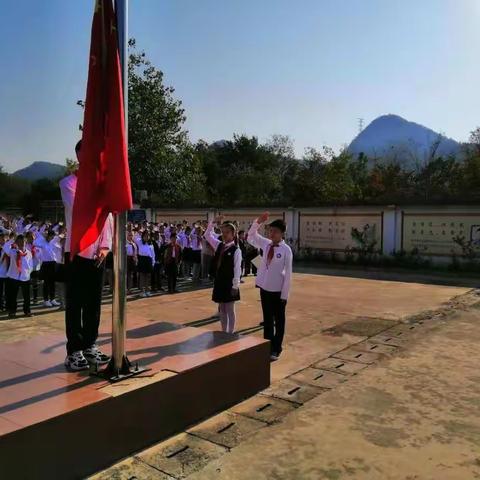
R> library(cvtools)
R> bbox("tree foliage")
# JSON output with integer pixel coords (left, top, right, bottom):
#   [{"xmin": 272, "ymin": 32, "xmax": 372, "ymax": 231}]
[{"xmin": 128, "ymin": 39, "xmax": 205, "ymax": 205}]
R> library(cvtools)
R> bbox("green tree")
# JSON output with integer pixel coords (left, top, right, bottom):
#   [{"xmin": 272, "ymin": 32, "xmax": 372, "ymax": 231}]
[
  {"xmin": 128, "ymin": 39, "xmax": 205, "ymax": 205},
  {"xmin": 0, "ymin": 166, "xmax": 30, "ymax": 210},
  {"xmin": 198, "ymin": 135, "xmax": 283, "ymax": 207}
]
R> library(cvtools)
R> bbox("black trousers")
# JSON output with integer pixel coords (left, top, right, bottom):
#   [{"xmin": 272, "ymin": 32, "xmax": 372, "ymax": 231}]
[
  {"xmin": 151, "ymin": 263, "xmax": 163, "ymax": 290},
  {"xmin": 30, "ymin": 271, "xmax": 39, "ymax": 301},
  {"xmin": 6, "ymin": 278, "xmax": 31, "ymax": 316},
  {"xmin": 40, "ymin": 261, "xmax": 56, "ymax": 301},
  {"xmin": 65, "ymin": 255, "xmax": 104, "ymax": 355},
  {"xmin": 165, "ymin": 262, "xmax": 178, "ymax": 292},
  {"xmin": 260, "ymin": 288, "xmax": 287, "ymax": 354},
  {"xmin": 0, "ymin": 277, "xmax": 5, "ymax": 309}
]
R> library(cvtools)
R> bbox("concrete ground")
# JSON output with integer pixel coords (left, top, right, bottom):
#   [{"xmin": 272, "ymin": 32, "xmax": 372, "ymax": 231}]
[
  {"xmin": 0, "ymin": 271, "xmax": 477, "ymax": 479},
  {"xmin": 188, "ymin": 303, "xmax": 480, "ymax": 480}
]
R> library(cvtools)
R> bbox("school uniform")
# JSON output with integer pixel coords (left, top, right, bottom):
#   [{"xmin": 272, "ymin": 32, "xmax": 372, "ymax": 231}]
[
  {"xmin": 27, "ymin": 242, "xmax": 41, "ymax": 304},
  {"xmin": 181, "ymin": 233, "xmax": 193, "ymax": 277},
  {"xmin": 238, "ymin": 238, "xmax": 247, "ymax": 277},
  {"xmin": 205, "ymin": 223, "xmax": 242, "ymax": 333},
  {"xmin": 247, "ymin": 221, "xmax": 293, "ymax": 356},
  {"xmin": 135, "ymin": 239, "xmax": 155, "ymax": 274},
  {"xmin": 0, "ymin": 240, "xmax": 13, "ymax": 311},
  {"xmin": 126, "ymin": 240, "xmax": 138, "ymax": 290},
  {"xmin": 3, "ymin": 243, "xmax": 33, "ymax": 317},
  {"xmin": 164, "ymin": 243, "xmax": 182, "ymax": 293},
  {"xmin": 151, "ymin": 239, "xmax": 163, "ymax": 291},
  {"xmin": 60, "ymin": 173, "xmax": 114, "ymax": 356},
  {"xmin": 33, "ymin": 234, "xmax": 58, "ymax": 302},
  {"xmin": 190, "ymin": 232, "xmax": 203, "ymax": 282},
  {"xmin": 201, "ymin": 237, "xmax": 215, "ymax": 280}
]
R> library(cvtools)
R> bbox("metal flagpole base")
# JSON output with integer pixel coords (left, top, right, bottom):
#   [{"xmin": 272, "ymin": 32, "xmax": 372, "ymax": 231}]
[{"xmin": 90, "ymin": 355, "xmax": 150, "ymax": 383}]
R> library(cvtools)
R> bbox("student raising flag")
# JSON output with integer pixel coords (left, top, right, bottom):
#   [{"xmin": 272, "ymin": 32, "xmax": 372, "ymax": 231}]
[
  {"xmin": 70, "ymin": 0, "xmax": 132, "ymax": 257},
  {"xmin": 60, "ymin": 0, "xmax": 130, "ymax": 371}
]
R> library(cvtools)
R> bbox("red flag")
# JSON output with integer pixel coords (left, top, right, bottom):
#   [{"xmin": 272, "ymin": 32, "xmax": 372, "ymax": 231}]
[{"xmin": 70, "ymin": 0, "xmax": 131, "ymax": 257}]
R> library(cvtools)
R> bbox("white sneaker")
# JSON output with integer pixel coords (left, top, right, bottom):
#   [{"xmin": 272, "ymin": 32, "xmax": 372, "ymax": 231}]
[
  {"xmin": 64, "ymin": 351, "xmax": 89, "ymax": 371},
  {"xmin": 43, "ymin": 300, "xmax": 53, "ymax": 308},
  {"xmin": 51, "ymin": 299, "xmax": 61, "ymax": 307},
  {"xmin": 140, "ymin": 291, "xmax": 148, "ymax": 298},
  {"xmin": 83, "ymin": 344, "xmax": 110, "ymax": 365}
]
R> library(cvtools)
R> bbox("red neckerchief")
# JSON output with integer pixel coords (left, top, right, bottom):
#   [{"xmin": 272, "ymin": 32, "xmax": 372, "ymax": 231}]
[
  {"xmin": 16, "ymin": 249, "xmax": 28, "ymax": 271},
  {"xmin": 267, "ymin": 243, "xmax": 280, "ymax": 267}
]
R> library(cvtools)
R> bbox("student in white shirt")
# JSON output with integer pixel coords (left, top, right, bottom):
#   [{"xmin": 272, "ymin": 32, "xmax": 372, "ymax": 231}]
[
  {"xmin": 59, "ymin": 140, "xmax": 113, "ymax": 371},
  {"xmin": 34, "ymin": 229, "xmax": 61, "ymax": 307},
  {"xmin": 0, "ymin": 233, "xmax": 10, "ymax": 311},
  {"xmin": 248, "ymin": 212, "xmax": 293, "ymax": 360},
  {"xmin": 126, "ymin": 230, "xmax": 138, "ymax": 292},
  {"xmin": 135, "ymin": 230, "xmax": 155, "ymax": 298},
  {"xmin": 164, "ymin": 233, "xmax": 182, "ymax": 293},
  {"xmin": 25, "ymin": 230, "xmax": 41, "ymax": 306},
  {"xmin": 190, "ymin": 226, "xmax": 203, "ymax": 283},
  {"xmin": 3, "ymin": 234, "xmax": 34, "ymax": 318},
  {"xmin": 205, "ymin": 216, "xmax": 242, "ymax": 334}
]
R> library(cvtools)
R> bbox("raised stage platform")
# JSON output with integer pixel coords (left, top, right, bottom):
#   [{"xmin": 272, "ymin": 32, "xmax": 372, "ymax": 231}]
[{"xmin": 0, "ymin": 321, "xmax": 270, "ymax": 479}]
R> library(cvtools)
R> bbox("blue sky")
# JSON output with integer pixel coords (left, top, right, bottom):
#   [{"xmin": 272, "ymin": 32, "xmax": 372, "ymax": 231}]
[{"xmin": 1, "ymin": 0, "xmax": 479, "ymax": 171}]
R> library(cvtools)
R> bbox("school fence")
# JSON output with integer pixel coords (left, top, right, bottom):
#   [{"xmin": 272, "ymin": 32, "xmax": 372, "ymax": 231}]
[{"xmin": 146, "ymin": 205, "xmax": 480, "ymax": 263}]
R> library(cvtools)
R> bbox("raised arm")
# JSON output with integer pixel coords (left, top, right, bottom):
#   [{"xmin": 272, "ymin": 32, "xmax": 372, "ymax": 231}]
[
  {"xmin": 205, "ymin": 219, "xmax": 221, "ymax": 251},
  {"xmin": 247, "ymin": 212, "xmax": 271, "ymax": 251}
]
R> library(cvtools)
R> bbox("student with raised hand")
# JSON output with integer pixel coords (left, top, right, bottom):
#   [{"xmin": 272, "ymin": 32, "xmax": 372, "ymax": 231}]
[
  {"xmin": 3, "ymin": 234, "xmax": 34, "ymax": 319},
  {"xmin": 205, "ymin": 215, "xmax": 242, "ymax": 334},
  {"xmin": 248, "ymin": 212, "xmax": 293, "ymax": 361}
]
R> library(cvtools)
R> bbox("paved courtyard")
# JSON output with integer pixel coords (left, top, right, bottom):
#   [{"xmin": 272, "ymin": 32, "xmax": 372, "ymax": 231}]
[{"xmin": 0, "ymin": 271, "xmax": 476, "ymax": 479}]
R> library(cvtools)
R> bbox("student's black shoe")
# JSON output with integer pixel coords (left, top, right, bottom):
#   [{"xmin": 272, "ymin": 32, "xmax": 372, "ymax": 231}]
[{"xmin": 24, "ymin": 313, "xmax": 34, "ymax": 318}]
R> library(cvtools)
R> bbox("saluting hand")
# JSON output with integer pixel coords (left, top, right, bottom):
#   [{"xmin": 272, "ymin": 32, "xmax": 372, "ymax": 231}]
[{"xmin": 257, "ymin": 212, "xmax": 270, "ymax": 224}]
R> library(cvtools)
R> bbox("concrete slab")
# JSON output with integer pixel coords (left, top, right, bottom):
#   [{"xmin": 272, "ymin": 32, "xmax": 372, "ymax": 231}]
[
  {"xmin": 230, "ymin": 395, "xmax": 298, "ymax": 424},
  {"xmin": 90, "ymin": 457, "xmax": 174, "ymax": 480},
  {"xmin": 261, "ymin": 378, "xmax": 327, "ymax": 405},
  {"xmin": 138, "ymin": 433, "xmax": 227, "ymax": 479},
  {"xmin": 187, "ymin": 411, "xmax": 267, "ymax": 449},
  {"xmin": 187, "ymin": 308, "xmax": 480, "ymax": 480}
]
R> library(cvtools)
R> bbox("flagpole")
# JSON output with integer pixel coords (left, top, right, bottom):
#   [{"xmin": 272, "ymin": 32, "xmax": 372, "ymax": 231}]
[{"xmin": 112, "ymin": 0, "xmax": 128, "ymax": 374}]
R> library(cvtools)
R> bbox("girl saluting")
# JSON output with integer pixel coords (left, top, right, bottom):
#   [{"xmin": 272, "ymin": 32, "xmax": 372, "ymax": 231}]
[{"xmin": 205, "ymin": 216, "xmax": 242, "ymax": 334}]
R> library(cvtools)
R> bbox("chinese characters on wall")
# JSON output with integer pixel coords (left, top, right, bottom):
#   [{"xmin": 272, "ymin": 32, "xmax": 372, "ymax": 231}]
[
  {"xmin": 299, "ymin": 214, "xmax": 382, "ymax": 250},
  {"xmin": 402, "ymin": 214, "xmax": 480, "ymax": 255}
]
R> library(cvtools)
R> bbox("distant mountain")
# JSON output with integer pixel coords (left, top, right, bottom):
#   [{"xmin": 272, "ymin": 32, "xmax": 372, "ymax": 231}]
[
  {"xmin": 348, "ymin": 114, "xmax": 462, "ymax": 169},
  {"xmin": 13, "ymin": 161, "xmax": 66, "ymax": 181},
  {"xmin": 210, "ymin": 139, "xmax": 229, "ymax": 149}
]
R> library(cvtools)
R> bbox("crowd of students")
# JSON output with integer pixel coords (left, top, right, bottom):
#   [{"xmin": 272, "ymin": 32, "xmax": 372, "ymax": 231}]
[
  {"xmin": 0, "ymin": 216, "xmax": 66, "ymax": 318},
  {"xmin": 123, "ymin": 219, "xmax": 260, "ymax": 296},
  {"xmin": 0, "ymin": 214, "xmax": 260, "ymax": 314},
  {"xmin": 1, "ymin": 210, "xmax": 292, "ymax": 362}
]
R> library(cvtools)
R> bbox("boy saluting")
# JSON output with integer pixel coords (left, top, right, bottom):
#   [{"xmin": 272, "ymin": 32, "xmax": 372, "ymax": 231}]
[{"xmin": 248, "ymin": 212, "xmax": 293, "ymax": 360}]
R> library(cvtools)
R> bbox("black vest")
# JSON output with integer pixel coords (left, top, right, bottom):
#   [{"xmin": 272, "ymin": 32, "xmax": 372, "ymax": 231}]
[{"xmin": 211, "ymin": 242, "xmax": 237, "ymax": 281}]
